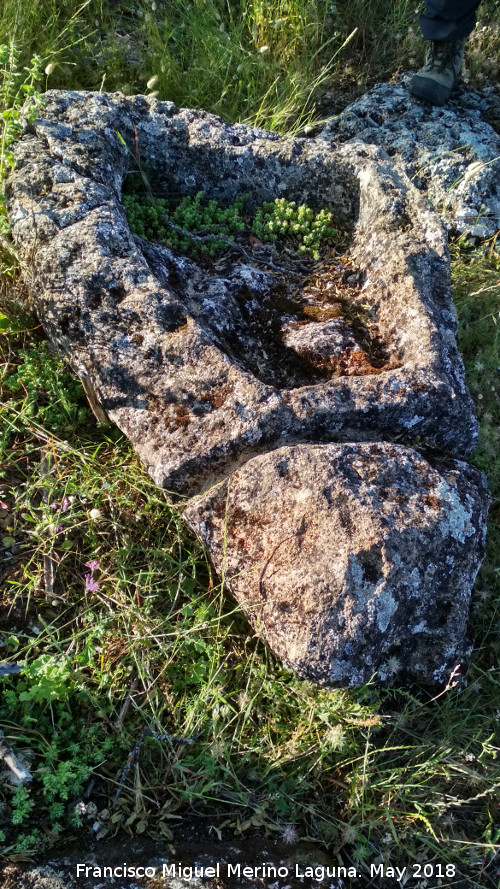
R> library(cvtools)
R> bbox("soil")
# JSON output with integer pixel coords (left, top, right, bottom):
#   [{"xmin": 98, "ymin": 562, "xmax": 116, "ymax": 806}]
[
  {"xmin": 0, "ymin": 827, "xmax": 489, "ymax": 889},
  {"xmin": 0, "ymin": 831, "xmax": 371, "ymax": 889},
  {"xmin": 226, "ymin": 250, "xmax": 391, "ymax": 388}
]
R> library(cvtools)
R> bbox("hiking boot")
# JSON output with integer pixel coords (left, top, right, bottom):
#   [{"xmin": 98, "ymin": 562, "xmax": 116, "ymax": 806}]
[{"xmin": 410, "ymin": 39, "xmax": 466, "ymax": 106}]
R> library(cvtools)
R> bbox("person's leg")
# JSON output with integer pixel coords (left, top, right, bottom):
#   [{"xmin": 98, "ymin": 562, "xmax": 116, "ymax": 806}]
[
  {"xmin": 419, "ymin": 0, "xmax": 481, "ymax": 43},
  {"xmin": 410, "ymin": 0, "xmax": 481, "ymax": 106}
]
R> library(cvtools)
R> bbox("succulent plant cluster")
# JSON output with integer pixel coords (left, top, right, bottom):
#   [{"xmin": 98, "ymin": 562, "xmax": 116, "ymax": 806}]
[
  {"xmin": 122, "ymin": 191, "xmax": 247, "ymax": 256},
  {"xmin": 122, "ymin": 191, "xmax": 338, "ymax": 259},
  {"xmin": 252, "ymin": 197, "xmax": 338, "ymax": 259}
]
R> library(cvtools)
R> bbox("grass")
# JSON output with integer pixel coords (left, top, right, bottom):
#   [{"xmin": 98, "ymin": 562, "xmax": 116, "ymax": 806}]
[{"xmin": 0, "ymin": 0, "xmax": 500, "ymax": 884}]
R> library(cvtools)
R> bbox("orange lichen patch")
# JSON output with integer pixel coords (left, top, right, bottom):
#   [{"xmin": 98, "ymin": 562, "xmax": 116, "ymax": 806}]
[
  {"xmin": 340, "ymin": 349, "xmax": 392, "ymax": 376},
  {"xmin": 165, "ymin": 404, "xmax": 191, "ymax": 432},
  {"xmin": 147, "ymin": 394, "xmax": 192, "ymax": 433},
  {"xmin": 199, "ymin": 382, "xmax": 235, "ymax": 410},
  {"xmin": 424, "ymin": 494, "xmax": 442, "ymax": 511},
  {"xmin": 292, "ymin": 345, "xmax": 395, "ymax": 378}
]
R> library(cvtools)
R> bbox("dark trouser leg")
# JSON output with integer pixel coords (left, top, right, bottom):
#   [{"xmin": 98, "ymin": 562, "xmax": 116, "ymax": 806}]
[
  {"xmin": 419, "ymin": 0, "xmax": 481, "ymax": 42},
  {"xmin": 410, "ymin": 0, "xmax": 480, "ymax": 104}
]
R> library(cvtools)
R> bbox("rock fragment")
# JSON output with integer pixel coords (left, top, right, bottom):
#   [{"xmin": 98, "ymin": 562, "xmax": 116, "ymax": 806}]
[{"xmin": 184, "ymin": 443, "xmax": 489, "ymax": 686}]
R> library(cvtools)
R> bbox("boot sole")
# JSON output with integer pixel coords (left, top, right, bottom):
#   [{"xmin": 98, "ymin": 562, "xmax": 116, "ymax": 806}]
[{"xmin": 409, "ymin": 74, "xmax": 453, "ymax": 107}]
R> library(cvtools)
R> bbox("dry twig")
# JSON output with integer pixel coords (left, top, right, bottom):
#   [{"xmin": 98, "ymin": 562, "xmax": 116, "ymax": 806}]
[{"xmin": 160, "ymin": 216, "xmax": 302, "ymax": 276}]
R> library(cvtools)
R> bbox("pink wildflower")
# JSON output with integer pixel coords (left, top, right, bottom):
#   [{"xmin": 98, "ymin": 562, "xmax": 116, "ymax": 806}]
[
  {"xmin": 50, "ymin": 497, "xmax": 70, "ymax": 513},
  {"xmin": 84, "ymin": 574, "xmax": 100, "ymax": 593}
]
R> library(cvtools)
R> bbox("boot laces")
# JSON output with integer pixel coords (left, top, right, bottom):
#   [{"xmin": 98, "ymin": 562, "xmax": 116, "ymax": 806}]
[{"xmin": 427, "ymin": 41, "xmax": 462, "ymax": 73}]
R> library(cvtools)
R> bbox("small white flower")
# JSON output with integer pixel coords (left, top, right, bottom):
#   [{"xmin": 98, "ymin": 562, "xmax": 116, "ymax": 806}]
[
  {"xmin": 341, "ymin": 824, "xmax": 358, "ymax": 844},
  {"xmin": 211, "ymin": 741, "xmax": 225, "ymax": 759},
  {"xmin": 44, "ymin": 62, "xmax": 56, "ymax": 76},
  {"xmin": 280, "ymin": 823, "xmax": 299, "ymax": 845},
  {"xmin": 147, "ymin": 75, "xmax": 158, "ymax": 89},
  {"xmin": 89, "ymin": 508, "xmax": 103, "ymax": 521}
]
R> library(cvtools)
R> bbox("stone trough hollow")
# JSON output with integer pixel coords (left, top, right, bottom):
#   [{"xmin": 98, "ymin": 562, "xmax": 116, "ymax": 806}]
[{"xmin": 6, "ymin": 91, "xmax": 489, "ymax": 686}]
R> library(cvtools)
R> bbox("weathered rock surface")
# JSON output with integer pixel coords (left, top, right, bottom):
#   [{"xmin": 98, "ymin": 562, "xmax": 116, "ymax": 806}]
[
  {"xmin": 184, "ymin": 443, "xmax": 489, "ymax": 686},
  {"xmin": 6, "ymin": 90, "xmax": 478, "ymax": 494},
  {"xmin": 321, "ymin": 78, "xmax": 500, "ymax": 238}
]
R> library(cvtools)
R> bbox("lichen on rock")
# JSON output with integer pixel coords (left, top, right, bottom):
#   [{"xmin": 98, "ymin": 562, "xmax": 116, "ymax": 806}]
[
  {"xmin": 6, "ymin": 90, "xmax": 479, "ymax": 493},
  {"xmin": 321, "ymin": 79, "xmax": 500, "ymax": 239}
]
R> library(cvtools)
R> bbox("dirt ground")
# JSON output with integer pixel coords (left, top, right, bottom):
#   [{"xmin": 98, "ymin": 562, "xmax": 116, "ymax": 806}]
[{"xmin": 0, "ymin": 832, "xmax": 367, "ymax": 889}]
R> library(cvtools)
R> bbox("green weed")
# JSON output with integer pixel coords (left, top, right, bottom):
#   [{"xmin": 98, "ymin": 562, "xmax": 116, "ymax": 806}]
[
  {"xmin": 0, "ymin": 44, "xmax": 45, "ymax": 272},
  {"xmin": 3, "ymin": 343, "xmax": 89, "ymax": 437},
  {"xmin": 0, "ymin": 44, "xmax": 44, "ymax": 183}
]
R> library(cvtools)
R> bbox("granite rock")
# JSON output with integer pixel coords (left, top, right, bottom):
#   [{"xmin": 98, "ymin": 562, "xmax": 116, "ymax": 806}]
[
  {"xmin": 321, "ymin": 79, "xmax": 500, "ymax": 238},
  {"xmin": 184, "ymin": 442, "xmax": 489, "ymax": 686},
  {"xmin": 5, "ymin": 90, "xmax": 490, "ymax": 688},
  {"xmin": 6, "ymin": 90, "xmax": 478, "ymax": 494}
]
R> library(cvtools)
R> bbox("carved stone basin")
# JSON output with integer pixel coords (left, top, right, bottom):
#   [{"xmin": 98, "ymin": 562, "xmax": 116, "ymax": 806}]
[
  {"xmin": 6, "ymin": 91, "xmax": 488, "ymax": 686},
  {"xmin": 7, "ymin": 91, "xmax": 477, "ymax": 495}
]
